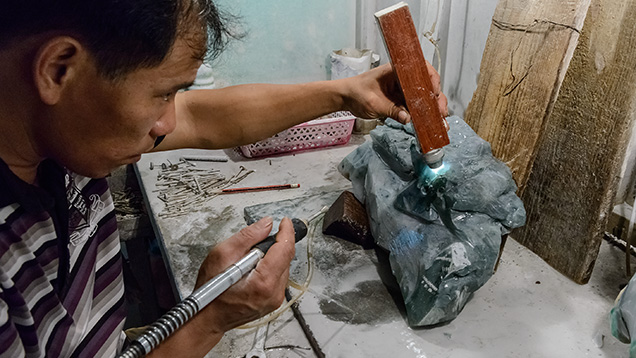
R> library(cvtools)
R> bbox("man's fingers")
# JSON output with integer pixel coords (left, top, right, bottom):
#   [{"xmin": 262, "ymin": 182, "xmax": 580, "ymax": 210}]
[
  {"xmin": 255, "ymin": 217, "xmax": 295, "ymax": 275},
  {"xmin": 196, "ymin": 217, "xmax": 275, "ymax": 287},
  {"xmin": 388, "ymin": 103, "xmax": 411, "ymax": 124},
  {"xmin": 211, "ymin": 216, "xmax": 274, "ymax": 264},
  {"xmin": 234, "ymin": 216, "xmax": 274, "ymax": 248},
  {"xmin": 438, "ymin": 92, "xmax": 449, "ymax": 117}
]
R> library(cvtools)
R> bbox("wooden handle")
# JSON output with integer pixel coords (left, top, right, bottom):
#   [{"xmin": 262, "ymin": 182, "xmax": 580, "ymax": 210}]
[{"xmin": 375, "ymin": 2, "xmax": 449, "ymax": 152}]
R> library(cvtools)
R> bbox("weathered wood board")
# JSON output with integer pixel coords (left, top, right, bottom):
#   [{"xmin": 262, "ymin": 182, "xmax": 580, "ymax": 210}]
[
  {"xmin": 466, "ymin": 0, "xmax": 636, "ymax": 283},
  {"xmin": 514, "ymin": 1, "xmax": 636, "ymax": 283},
  {"xmin": 465, "ymin": 0, "xmax": 590, "ymax": 192}
]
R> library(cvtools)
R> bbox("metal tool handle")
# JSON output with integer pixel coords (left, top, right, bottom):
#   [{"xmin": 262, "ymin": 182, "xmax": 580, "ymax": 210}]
[{"xmin": 117, "ymin": 218, "xmax": 307, "ymax": 358}]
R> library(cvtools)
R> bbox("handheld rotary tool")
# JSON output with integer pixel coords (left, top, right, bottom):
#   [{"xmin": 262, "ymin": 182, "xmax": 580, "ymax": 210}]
[{"xmin": 118, "ymin": 218, "xmax": 308, "ymax": 358}]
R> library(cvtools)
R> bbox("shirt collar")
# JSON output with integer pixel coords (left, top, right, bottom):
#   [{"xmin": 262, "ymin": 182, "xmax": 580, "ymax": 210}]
[{"xmin": 0, "ymin": 158, "xmax": 64, "ymax": 213}]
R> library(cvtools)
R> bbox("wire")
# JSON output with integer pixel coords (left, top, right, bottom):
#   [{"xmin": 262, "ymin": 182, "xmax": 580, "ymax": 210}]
[
  {"xmin": 420, "ymin": 0, "xmax": 443, "ymax": 72},
  {"xmin": 237, "ymin": 206, "xmax": 329, "ymax": 330}
]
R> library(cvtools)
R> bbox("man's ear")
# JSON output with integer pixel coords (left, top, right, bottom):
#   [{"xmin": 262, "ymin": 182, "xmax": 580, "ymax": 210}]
[{"xmin": 33, "ymin": 36, "xmax": 87, "ymax": 105}]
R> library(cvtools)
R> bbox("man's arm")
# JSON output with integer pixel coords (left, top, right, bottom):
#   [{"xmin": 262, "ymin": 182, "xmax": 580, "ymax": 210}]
[
  {"xmin": 153, "ymin": 63, "xmax": 446, "ymax": 151},
  {"xmin": 161, "ymin": 80, "xmax": 344, "ymax": 151}
]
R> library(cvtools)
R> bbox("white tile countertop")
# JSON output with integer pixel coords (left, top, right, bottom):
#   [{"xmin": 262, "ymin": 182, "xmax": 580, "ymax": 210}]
[{"xmin": 134, "ymin": 134, "xmax": 629, "ymax": 357}]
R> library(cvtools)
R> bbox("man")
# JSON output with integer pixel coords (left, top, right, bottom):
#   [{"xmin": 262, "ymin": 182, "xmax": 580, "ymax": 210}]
[{"xmin": 0, "ymin": 1, "xmax": 447, "ymax": 357}]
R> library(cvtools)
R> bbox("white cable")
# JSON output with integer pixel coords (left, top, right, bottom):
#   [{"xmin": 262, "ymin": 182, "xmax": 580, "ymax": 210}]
[{"xmin": 238, "ymin": 206, "xmax": 329, "ymax": 330}]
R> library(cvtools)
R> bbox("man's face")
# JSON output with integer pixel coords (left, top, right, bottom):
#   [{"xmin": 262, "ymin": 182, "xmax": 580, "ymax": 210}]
[{"xmin": 37, "ymin": 37, "xmax": 203, "ymax": 178}]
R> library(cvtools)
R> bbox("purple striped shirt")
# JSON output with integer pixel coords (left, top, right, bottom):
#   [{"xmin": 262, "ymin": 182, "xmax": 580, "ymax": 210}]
[{"xmin": 0, "ymin": 159, "xmax": 126, "ymax": 357}]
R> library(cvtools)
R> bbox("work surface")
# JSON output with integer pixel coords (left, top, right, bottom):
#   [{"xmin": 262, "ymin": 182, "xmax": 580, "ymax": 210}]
[{"xmin": 135, "ymin": 136, "xmax": 629, "ymax": 357}]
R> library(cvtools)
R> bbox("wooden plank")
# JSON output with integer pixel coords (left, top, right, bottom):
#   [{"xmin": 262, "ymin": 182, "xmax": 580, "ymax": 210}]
[
  {"xmin": 514, "ymin": 0, "xmax": 636, "ymax": 283},
  {"xmin": 464, "ymin": 0, "xmax": 590, "ymax": 192},
  {"xmin": 375, "ymin": 3, "xmax": 449, "ymax": 153}
]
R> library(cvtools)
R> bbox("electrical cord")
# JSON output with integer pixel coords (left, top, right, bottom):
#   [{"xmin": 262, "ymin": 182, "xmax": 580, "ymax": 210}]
[{"xmin": 237, "ymin": 206, "xmax": 328, "ymax": 330}]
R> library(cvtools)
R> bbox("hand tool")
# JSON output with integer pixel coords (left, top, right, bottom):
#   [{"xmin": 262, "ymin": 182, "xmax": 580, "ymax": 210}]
[
  {"xmin": 117, "ymin": 218, "xmax": 308, "ymax": 358},
  {"xmin": 375, "ymin": 2, "xmax": 449, "ymax": 169},
  {"xmin": 245, "ymin": 324, "xmax": 268, "ymax": 358},
  {"xmin": 220, "ymin": 183, "xmax": 300, "ymax": 194},
  {"xmin": 285, "ymin": 288, "xmax": 326, "ymax": 358},
  {"xmin": 180, "ymin": 155, "xmax": 229, "ymax": 162}
]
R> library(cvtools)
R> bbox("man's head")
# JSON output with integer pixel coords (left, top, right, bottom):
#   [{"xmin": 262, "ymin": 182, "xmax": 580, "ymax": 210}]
[{"xmin": 0, "ymin": 1, "xmax": 238, "ymax": 179}]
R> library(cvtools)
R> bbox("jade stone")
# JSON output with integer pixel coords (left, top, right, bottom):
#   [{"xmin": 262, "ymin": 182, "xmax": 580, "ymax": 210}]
[
  {"xmin": 611, "ymin": 272, "xmax": 636, "ymax": 356},
  {"xmin": 338, "ymin": 116, "xmax": 526, "ymax": 326}
]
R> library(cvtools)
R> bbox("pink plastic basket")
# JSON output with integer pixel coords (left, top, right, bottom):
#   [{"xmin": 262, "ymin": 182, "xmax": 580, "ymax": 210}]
[{"xmin": 239, "ymin": 111, "xmax": 356, "ymax": 158}]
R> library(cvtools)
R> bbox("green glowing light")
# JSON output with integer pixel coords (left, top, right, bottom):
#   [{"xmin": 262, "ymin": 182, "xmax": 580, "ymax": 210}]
[
  {"xmin": 431, "ymin": 163, "xmax": 447, "ymax": 175},
  {"xmin": 420, "ymin": 162, "xmax": 448, "ymax": 183}
]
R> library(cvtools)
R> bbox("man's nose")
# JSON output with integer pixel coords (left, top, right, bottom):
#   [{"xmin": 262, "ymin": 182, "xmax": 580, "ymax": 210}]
[{"xmin": 150, "ymin": 105, "xmax": 177, "ymax": 138}]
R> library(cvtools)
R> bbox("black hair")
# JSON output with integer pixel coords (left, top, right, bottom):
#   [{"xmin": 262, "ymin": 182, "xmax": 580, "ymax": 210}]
[{"xmin": 0, "ymin": 0, "xmax": 240, "ymax": 79}]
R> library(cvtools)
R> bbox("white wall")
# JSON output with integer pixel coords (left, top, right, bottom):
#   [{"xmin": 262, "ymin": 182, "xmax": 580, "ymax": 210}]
[
  {"xmin": 210, "ymin": 0, "xmax": 358, "ymax": 86},
  {"xmin": 207, "ymin": 0, "xmax": 499, "ymax": 117},
  {"xmin": 433, "ymin": 0, "xmax": 499, "ymax": 116}
]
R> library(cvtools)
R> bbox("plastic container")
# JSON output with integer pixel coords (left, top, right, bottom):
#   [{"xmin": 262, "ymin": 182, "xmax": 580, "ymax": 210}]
[{"xmin": 239, "ymin": 111, "xmax": 356, "ymax": 158}]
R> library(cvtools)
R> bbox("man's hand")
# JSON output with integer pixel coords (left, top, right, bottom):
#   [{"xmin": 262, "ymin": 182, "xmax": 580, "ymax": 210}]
[
  {"xmin": 147, "ymin": 216, "xmax": 296, "ymax": 358},
  {"xmin": 193, "ymin": 216, "xmax": 296, "ymax": 335},
  {"xmin": 339, "ymin": 62, "xmax": 448, "ymax": 124}
]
